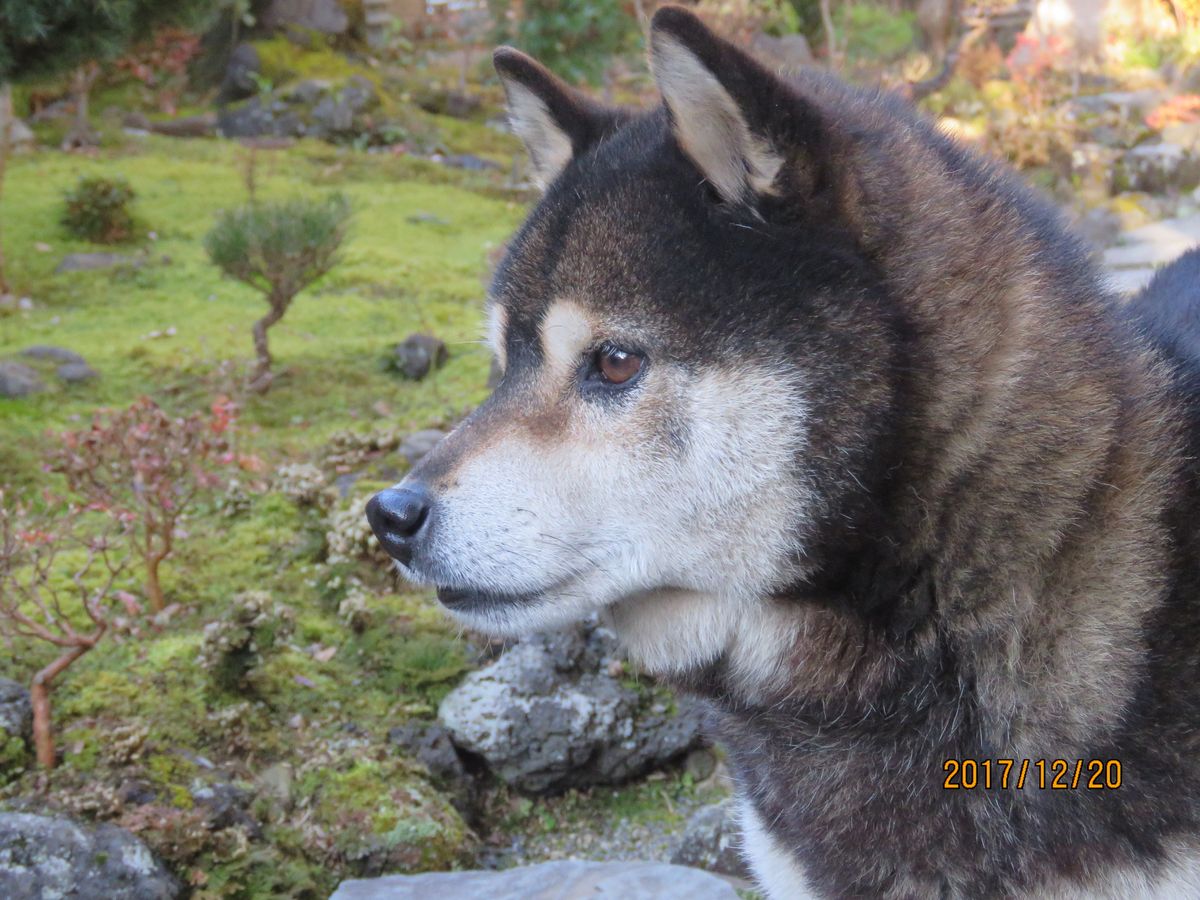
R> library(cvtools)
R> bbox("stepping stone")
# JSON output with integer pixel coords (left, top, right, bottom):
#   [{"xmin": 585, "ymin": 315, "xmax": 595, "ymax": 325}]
[
  {"xmin": 0, "ymin": 361, "xmax": 44, "ymax": 397},
  {"xmin": 56, "ymin": 252, "xmax": 137, "ymax": 273},
  {"xmin": 329, "ymin": 860, "xmax": 741, "ymax": 900}
]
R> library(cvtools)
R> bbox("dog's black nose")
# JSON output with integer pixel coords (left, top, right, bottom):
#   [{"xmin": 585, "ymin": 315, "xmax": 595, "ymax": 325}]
[{"xmin": 365, "ymin": 486, "xmax": 430, "ymax": 566}]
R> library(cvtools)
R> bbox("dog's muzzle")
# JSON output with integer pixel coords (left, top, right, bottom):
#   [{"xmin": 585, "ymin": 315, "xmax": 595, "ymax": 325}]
[{"xmin": 364, "ymin": 485, "xmax": 431, "ymax": 566}]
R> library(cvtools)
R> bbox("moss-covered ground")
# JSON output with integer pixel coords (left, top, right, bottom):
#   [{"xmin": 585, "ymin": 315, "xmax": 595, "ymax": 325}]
[
  {"xmin": 0, "ymin": 95, "xmax": 533, "ymax": 895},
  {"xmin": 0, "ymin": 26, "xmax": 749, "ymax": 892}
]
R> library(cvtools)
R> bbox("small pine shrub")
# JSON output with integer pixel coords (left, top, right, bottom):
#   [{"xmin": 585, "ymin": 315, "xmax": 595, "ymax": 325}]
[
  {"xmin": 205, "ymin": 194, "xmax": 350, "ymax": 392},
  {"xmin": 61, "ymin": 175, "xmax": 138, "ymax": 243}
]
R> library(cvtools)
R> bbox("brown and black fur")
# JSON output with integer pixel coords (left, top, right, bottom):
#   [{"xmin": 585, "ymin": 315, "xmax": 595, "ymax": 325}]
[{"xmin": 367, "ymin": 7, "xmax": 1200, "ymax": 897}]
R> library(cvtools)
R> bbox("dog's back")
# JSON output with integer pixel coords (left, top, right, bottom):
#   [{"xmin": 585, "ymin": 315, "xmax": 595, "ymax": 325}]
[{"xmin": 1126, "ymin": 249, "xmax": 1200, "ymax": 384}]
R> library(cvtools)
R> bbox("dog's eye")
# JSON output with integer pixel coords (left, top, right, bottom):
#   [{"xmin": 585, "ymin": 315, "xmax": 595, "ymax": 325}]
[{"xmin": 595, "ymin": 345, "xmax": 643, "ymax": 385}]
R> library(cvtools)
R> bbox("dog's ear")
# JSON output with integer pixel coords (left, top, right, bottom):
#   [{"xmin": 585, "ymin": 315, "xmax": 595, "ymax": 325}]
[
  {"xmin": 649, "ymin": 6, "xmax": 825, "ymax": 205},
  {"xmin": 493, "ymin": 47, "xmax": 624, "ymax": 190}
]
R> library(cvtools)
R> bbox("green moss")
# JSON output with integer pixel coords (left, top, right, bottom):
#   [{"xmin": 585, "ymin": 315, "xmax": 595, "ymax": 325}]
[
  {"xmin": 60, "ymin": 726, "xmax": 101, "ymax": 773},
  {"xmin": 252, "ymin": 38, "xmax": 367, "ymax": 86},
  {"xmin": 302, "ymin": 758, "xmax": 470, "ymax": 873},
  {"xmin": 146, "ymin": 752, "xmax": 199, "ymax": 810},
  {"xmin": 194, "ymin": 840, "xmax": 332, "ymax": 900},
  {"xmin": 0, "ymin": 731, "xmax": 29, "ymax": 783}
]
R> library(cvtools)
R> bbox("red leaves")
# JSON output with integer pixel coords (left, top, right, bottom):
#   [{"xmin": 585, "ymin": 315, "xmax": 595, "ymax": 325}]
[
  {"xmin": 48, "ymin": 396, "xmax": 237, "ymax": 612},
  {"xmin": 1146, "ymin": 95, "xmax": 1200, "ymax": 131}
]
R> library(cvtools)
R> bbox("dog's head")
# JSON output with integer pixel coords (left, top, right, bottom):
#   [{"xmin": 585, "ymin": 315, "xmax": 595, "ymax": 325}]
[{"xmin": 366, "ymin": 7, "xmax": 915, "ymax": 676}]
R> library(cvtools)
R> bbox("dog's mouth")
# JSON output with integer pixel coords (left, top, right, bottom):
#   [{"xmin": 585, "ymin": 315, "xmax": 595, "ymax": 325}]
[
  {"xmin": 435, "ymin": 585, "xmax": 545, "ymax": 613},
  {"xmin": 433, "ymin": 567, "xmax": 598, "ymax": 616}
]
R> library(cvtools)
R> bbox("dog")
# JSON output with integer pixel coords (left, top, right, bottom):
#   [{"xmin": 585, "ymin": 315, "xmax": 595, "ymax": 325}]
[{"xmin": 366, "ymin": 7, "xmax": 1200, "ymax": 897}]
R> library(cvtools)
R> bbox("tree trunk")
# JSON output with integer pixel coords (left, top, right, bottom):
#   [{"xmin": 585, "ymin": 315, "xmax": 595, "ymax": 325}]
[
  {"xmin": 145, "ymin": 554, "xmax": 165, "ymax": 613},
  {"xmin": 30, "ymin": 644, "xmax": 93, "ymax": 770},
  {"xmin": 248, "ymin": 299, "xmax": 289, "ymax": 393},
  {"xmin": 0, "ymin": 81, "xmax": 12, "ymax": 296},
  {"xmin": 63, "ymin": 65, "xmax": 98, "ymax": 150},
  {"xmin": 819, "ymin": 0, "xmax": 839, "ymax": 69}
]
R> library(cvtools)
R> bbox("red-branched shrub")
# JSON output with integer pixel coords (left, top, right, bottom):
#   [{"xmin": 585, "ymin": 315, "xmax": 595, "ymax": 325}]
[
  {"xmin": 49, "ymin": 396, "xmax": 237, "ymax": 612},
  {"xmin": 0, "ymin": 493, "xmax": 138, "ymax": 769}
]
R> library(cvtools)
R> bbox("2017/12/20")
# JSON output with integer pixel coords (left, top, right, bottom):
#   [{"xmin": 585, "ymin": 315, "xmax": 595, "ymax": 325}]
[{"xmin": 943, "ymin": 758, "xmax": 1123, "ymax": 790}]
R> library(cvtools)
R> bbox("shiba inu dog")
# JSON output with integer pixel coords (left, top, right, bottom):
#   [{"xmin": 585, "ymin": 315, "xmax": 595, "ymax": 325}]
[{"xmin": 366, "ymin": 7, "xmax": 1200, "ymax": 897}]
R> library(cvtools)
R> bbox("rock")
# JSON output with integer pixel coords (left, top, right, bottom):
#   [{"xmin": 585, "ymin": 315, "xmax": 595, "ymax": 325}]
[
  {"xmin": 389, "ymin": 333, "xmax": 448, "ymax": 380},
  {"xmin": 415, "ymin": 88, "xmax": 483, "ymax": 119},
  {"xmin": 1184, "ymin": 63, "xmax": 1200, "ymax": 96},
  {"xmin": 283, "ymin": 79, "xmax": 332, "ymax": 106},
  {"xmin": 389, "ymin": 721, "xmax": 477, "ymax": 816},
  {"xmin": 217, "ymin": 96, "xmax": 304, "ymax": 140},
  {"xmin": 0, "ymin": 679, "xmax": 31, "ymax": 775},
  {"xmin": 671, "ymin": 798, "xmax": 750, "ymax": 879},
  {"xmin": 1071, "ymin": 89, "xmax": 1163, "ymax": 119},
  {"xmin": 0, "ymin": 361, "xmax": 44, "ymax": 397},
  {"xmin": 190, "ymin": 780, "xmax": 260, "ymax": 836},
  {"xmin": 56, "ymin": 252, "xmax": 136, "ymax": 273},
  {"xmin": 334, "ymin": 471, "xmax": 362, "ymax": 499},
  {"xmin": 398, "ymin": 428, "xmax": 446, "ymax": 465},
  {"xmin": 1103, "ymin": 212, "xmax": 1200, "ymax": 271},
  {"xmin": 1, "ymin": 117, "xmax": 34, "ymax": 148},
  {"xmin": 0, "ymin": 812, "xmax": 181, "ymax": 900},
  {"xmin": 751, "ymin": 32, "xmax": 813, "ymax": 70},
  {"xmin": 217, "ymin": 43, "xmax": 262, "ymax": 105},
  {"xmin": 255, "ymin": 762, "xmax": 295, "ymax": 812},
  {"xmin": 329, "ymin": 860, "xmax": 740, "ymax": 900},
  {"xmin": 0, "ymin": 679, "xmax": 31, "ymax": 743},
  {"xmin": 130, "ymin": 113, "xmax": 216, "ymax": 139},
  {"xmin": 406, "ymin": 211, "xmax": 451, "ymax": 226},
  {"xmin": 1114, "ymin": 142, "xmax": 1200, "ymax": 195},
  {"xmin": 440, "ymin": 153, "xmax": 500, "ymax": 171},
  {"xmin": 218, "ymin": 76, "xmax": 380, "ymax": 142},
  {"xmin": 684, "ymin": 746, "xmax": 718, "ymax": 782},
  {"xmin": 1070, "ymin": 207, "xmax": 1121, "ymax": 253},
  {"xmin": 21, "ymin": 344, "xmax": 86, "ymax": 365},
  {"xmin": 57, "ymin": 361, "xmax": 99, "ymax": 383},
  {"xmin": 310, "ymin": 77, "xmax": 379, "ymax": 139},
  {"xmin": 1163, "ymin": 121, "xmax": 1200, "ymax": 154},
  {"xmin": 116, "ymin": 779, "xmax": 158, "ymax": 807},
  {"xmin": 439, "ymin": 622, "xmax": 707, "ymax": 794},
  {"xmin": 261, "ymin": 0, "xmax": 349, "ymax": 35}
]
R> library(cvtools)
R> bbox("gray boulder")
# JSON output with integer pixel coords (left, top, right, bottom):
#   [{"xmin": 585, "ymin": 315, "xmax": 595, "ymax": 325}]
[
  {"xmin": 1113, "ymin": 142, "xmax": 1200, "ymax": 195},
  {"xmin": 388, "ymin": 720, "xmax": 477, "ymax": 817},
  {"xmin": 0, "ymin": 361, "xmax": 44, "ymax": 397},
  {"xmin": 218, "ymin": 76, "xmax": 380, "ymax": 142},
  {"xmin": 21, "ymin": 344, "xmax": 86, "ymax": 365},
  {"xmin": 58, "ymin": 361, "xmax": 99, "ymax": 383},
  {"xmin": 216, "ymin": 43, "xmax": 262, "ymax": 106},
  {"xmin": 389, "ymin": 333, "xmax": 448, "ymax": 381},
  {"xmin": 0, "ymin": 679, "xmax": 31, "ymax": 774},
  {"xmin": 398, "ymin": 428, "xmax": 446, "ymax": 465},
  {"xmin": 0, "ymin": 680, "xmax": 31, "ymax": 743},
  {"xmin": 0, "ymin": 812, "xmax": 181, "ymax": 900},
  {"xmin": 261, "ymin": 0, "xmax": 349, "ymax": 35},
  {"xmin": 217, "ymin": 96, "xmax": 304, "ymax": 139},
  {"xmin": 439, "ymin": 623, "xmax": 707, "ymax": 794},
  {"xmin": 310, "ymin": 76, "xmax": 378, "ymax": 138},
  {"xmin": 329, "ymin": 860, "xmax": 740, "ymax": 900},
  {"xmin": 671, "ymin": 798, "xmax": 750, "ymax": 879}
]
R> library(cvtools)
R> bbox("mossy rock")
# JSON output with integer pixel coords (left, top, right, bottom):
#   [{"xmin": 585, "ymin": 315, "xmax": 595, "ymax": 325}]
[
  {"xmin": 0, "ymin": 679, "xmax": 32, "ymax": 782},
  {"xmin": 0, "ymin": 731, "xmax": 29, "ymax": 784},
  {"xmin": 302, "ymin": 759, "xmax": 471, "ymax": 874}
]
